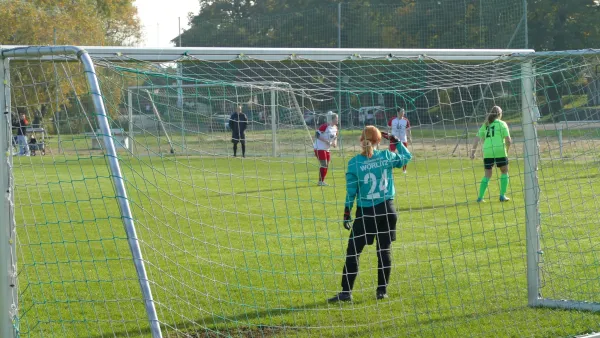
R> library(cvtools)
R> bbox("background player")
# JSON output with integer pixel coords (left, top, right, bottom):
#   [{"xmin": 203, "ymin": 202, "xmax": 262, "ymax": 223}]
[
  {"xmin": 387, "ymin": 108, "xmax": 411, "ymax": 173},
  {"xmin": 328, "ymin": 125, "xmax": 412, "ymax": 302},
  {"xmin": 314, "ymin": 112, "xmax": 338, "ymax": 186},
  {"xmin": 470, "ymin": 106, "xmax": 512, "ymax": 202}
]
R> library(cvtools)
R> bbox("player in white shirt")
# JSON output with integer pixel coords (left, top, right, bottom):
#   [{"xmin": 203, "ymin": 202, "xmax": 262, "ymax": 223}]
[
  {"xmin": 387, "ymin": 108, "xmax": 411, "ymax": 173},
  {"xmin": 314, "ymin": 113, "xmax": 339, "ymax": 186}
]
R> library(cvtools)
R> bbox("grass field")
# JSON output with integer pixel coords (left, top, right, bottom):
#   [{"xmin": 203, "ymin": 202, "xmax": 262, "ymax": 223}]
[{"xmin": 11, "ymin": 133, "xmax": 600, "ymax": 337}]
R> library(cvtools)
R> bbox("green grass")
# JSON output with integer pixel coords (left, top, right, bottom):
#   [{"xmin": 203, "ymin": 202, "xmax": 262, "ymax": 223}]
[{"xmin": 12, "ymin": 148, "xmax": 600, "ymax": 337}]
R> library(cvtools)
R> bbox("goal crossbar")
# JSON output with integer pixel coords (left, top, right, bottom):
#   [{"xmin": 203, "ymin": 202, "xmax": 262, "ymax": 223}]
[{"xmin": 2, "ymin": 45, "xmax": 535, "ymax": 62}]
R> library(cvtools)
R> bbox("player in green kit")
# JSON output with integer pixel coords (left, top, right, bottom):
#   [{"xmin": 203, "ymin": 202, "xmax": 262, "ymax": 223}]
[
  {"xmin": 470, "ymin": 106, "xmax": 512, "ymax": 202},
  {"xmin": 328, "ymin": 126, "xmax": 412, "ymax": 302}
]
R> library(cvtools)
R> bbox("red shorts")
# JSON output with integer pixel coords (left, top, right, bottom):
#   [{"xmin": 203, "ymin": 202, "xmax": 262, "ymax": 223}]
[
  {"xmin": 389, "ymin": 140, "xmax": 408, "ymax": 151},
  {"xmin": 314, "ymin": 149, "xmax": 331, "ymax": 161}
]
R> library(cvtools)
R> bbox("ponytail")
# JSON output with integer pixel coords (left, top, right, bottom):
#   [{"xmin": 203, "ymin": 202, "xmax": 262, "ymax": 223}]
[
  {"xmin": 486, "ymin": 106, "xmax": 503, "ymax": 125},
  {"xmin": 361, "ymin": 138, "xmax": 375, "ymax": 158},
  {"xmin": 360, "ymin": 126, "xmax": 382, "ymax": 158}
]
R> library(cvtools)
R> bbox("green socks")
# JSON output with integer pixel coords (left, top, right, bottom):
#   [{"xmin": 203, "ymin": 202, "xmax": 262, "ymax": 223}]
[
  {"xmin": 478, "ymin": 176, "xmax": 490, "ymax": 200},
  {"xmin": 500, "ymin": 173, "xmax": 509, "ymax": 196},
  {"xmin": 478, "ymin": 174, "xmax": 508, "ymax": 200}
]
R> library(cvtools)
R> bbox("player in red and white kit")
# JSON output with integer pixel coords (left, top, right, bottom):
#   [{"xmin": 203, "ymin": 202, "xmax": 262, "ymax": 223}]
[
  {"xmin": 314, "ymin": 113, "xmax": 339, "ymax": 186},
  {"xmin": 387, "ymin": 108, "xmax": 411, "ymax": 173}
]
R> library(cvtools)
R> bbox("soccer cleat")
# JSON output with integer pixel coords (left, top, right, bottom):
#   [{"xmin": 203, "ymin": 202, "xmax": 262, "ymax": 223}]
[
  {"xmin": 318, "ymin": 181, "xmax": 329, "ymax": 186},
  {"xmin": 477, "ymin": 198, "xmax": 485, "ymax": 203},
  {"xmin": 328, "ymin": 292, "xmax": 352, "ymax": 303},
  {"xmin": 376, "ymin": 291, "xmax": 388, "ymax": 300},
  {"xmin": 402, "ymin": 169, "xmax": 407, "ymax": 174},
  {"xmin": 499, "ymin": 195, "xmax": 510, "ymax": 202}
]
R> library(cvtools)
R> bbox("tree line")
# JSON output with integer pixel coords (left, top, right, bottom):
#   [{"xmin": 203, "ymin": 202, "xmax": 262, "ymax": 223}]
[{"xmin": 177, "ymin": 0, "xmax": 600, "ymax": 51}]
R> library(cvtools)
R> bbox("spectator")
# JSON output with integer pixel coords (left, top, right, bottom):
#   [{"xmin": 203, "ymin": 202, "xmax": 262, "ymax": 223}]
[
  {"xmin": 12, "ymin": 113, "xmax": 30, "ymax": 156},
  {"xmin": 29, "ymin": 134, "xmax": 38, "ymax": 156}
]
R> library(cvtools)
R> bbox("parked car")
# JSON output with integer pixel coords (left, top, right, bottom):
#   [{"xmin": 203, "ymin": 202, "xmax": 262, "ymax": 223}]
[
  {"xmin": 340, "ymin": 108, "xmax": 360, "ymax": 128},
  {"xmin": 358, "ymin": 106, "xmax": 387, "ymax": 126},
  {"xmin": 303, "ymin": 110, "xmax": 326, "ymax": 128}
]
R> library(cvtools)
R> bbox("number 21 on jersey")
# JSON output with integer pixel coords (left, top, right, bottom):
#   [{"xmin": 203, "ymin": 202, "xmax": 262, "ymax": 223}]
[{"xmin": 363, "ymin": 169, "xmax": 389, "ymax": 199}]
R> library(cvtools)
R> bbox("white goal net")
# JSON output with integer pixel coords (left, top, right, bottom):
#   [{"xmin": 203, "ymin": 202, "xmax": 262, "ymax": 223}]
[{"xmin": 2, "ymin": 46, "xmax": 600, "ymax": 338}]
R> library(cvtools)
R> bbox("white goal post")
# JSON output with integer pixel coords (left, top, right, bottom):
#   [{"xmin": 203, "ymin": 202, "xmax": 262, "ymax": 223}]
[{"xmin": 0, "ymin": 46, "xmax": 163, "ymax": 338}]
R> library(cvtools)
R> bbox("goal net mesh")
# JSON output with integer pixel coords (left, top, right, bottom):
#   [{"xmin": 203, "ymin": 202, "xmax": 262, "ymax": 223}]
[{"xmin": 5, "ymin": 49, "xmax": 600, "ymax": 337}]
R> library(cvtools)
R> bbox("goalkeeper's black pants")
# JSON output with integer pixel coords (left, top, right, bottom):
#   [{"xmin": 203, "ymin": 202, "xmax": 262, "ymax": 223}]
[
  {"xmin": 232, "ymin": 139, "xmax": 246, "ymax": 157},
  {"xmin": 341, "ymin": 200, "xmax": 397, "ymax": 293}
]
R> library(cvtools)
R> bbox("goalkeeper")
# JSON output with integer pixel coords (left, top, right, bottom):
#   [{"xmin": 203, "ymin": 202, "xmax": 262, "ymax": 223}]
[{"xmin": 328, "ymin": 126, "xmax": 412, "ymax": 303}]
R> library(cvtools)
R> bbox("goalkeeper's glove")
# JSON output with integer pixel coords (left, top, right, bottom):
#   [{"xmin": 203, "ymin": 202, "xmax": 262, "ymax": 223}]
[{"xmin": 343, "ymin": 207, "xmax": 352, "ymax": 230}]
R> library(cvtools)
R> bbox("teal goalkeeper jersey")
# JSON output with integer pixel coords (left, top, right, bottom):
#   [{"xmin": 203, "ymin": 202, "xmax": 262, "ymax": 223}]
[{"xmin": 345, "ymin": 146, "xmax": 412, "ymax": 209}]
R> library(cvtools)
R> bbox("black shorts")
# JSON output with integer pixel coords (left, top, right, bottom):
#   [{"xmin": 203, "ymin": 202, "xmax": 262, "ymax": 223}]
[
  {"xmin": 350, "ymin": 200, "xmax": 398, "ymax": 247},
  {"xmin": 483, "ymin": 157, "xmax": 508, "ymax": 169}
]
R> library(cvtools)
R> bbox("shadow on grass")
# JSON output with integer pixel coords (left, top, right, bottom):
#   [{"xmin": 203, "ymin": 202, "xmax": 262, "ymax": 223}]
[
  {"xmin": 89, "ymin": 298, "xmax": 507, "ymax": 338},
  {"xmin": 89, "ymin": 300, "xmax": 329, "ymax": 338},
  {"xmin": 214, "ymin": 185, "xmax": 313, "ymax": 196}
]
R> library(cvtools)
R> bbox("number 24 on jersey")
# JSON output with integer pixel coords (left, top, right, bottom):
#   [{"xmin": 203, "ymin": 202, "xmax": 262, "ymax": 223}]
[{"xmin": 363, "ymin": 169, "xmax": 389, "ymax": 199}]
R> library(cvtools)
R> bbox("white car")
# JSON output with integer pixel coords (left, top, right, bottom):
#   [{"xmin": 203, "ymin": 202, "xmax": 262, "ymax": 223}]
[
  {"xmin": 358, "ymin": 106, "xmax": 386, "ymax": 125},
  {"xmin": 209, "ymin": 114, "xmax": 231, "ymax": 132}
]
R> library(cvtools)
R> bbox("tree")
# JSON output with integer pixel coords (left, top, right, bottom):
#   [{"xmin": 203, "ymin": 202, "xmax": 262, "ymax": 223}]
[
  {"xmin": 94, "ymin": 0, "xmax": 143, "ymax": 45},
  {"xmin": 0, "ymin": 0, "xmax": 141, "ymax": 46},
  {"xmin": 528, "ymin": 0, "xmax": 600, "ymax": 51},
  {"xmin": 0, "ymin": 0, "xmax": 143, "ymax": 132},
  {"xmin": 178, "ymin": 0, "xmax": 529, "ymax": 49}
]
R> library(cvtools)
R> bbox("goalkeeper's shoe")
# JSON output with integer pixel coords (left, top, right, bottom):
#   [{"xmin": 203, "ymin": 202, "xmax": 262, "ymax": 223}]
[
  {"xmin": 376, "ymin": 291, "xmax": 388, "ymax": 300},
  {"xmin": 499, "ymin": 195, "xmax": 510, "ymax": 202},
  {"xmin": 327, "ymin": 292, "xmax": 352, "ymax": 303},
  {"xmin": 477, "ymin": 198, "xmax": 485, "ymax": 203}
]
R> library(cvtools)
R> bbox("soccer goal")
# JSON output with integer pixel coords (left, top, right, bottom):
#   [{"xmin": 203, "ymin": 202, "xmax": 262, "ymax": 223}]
[
  {"xmin": 3, "ymin": 46, "xmax": 600, "ymax": 338},
  {"xmin": 126, "ymin": 81, "xmax": 308, "ymax": 157}
]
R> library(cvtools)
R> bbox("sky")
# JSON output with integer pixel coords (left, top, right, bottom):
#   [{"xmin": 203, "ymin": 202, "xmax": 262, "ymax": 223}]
[{"xmin": 134, "ymin": 0, "xmax": 201, "ymax": 47}]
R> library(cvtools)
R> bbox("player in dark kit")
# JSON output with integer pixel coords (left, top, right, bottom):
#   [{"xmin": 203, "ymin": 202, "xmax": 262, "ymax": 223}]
[
  {"xmin": 328, "ymin": 125, "xmax": 412, "ymax": 302},
  {"xmin": 229, "ymin": 105, "xmax": 248, "ymax": 157}
]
